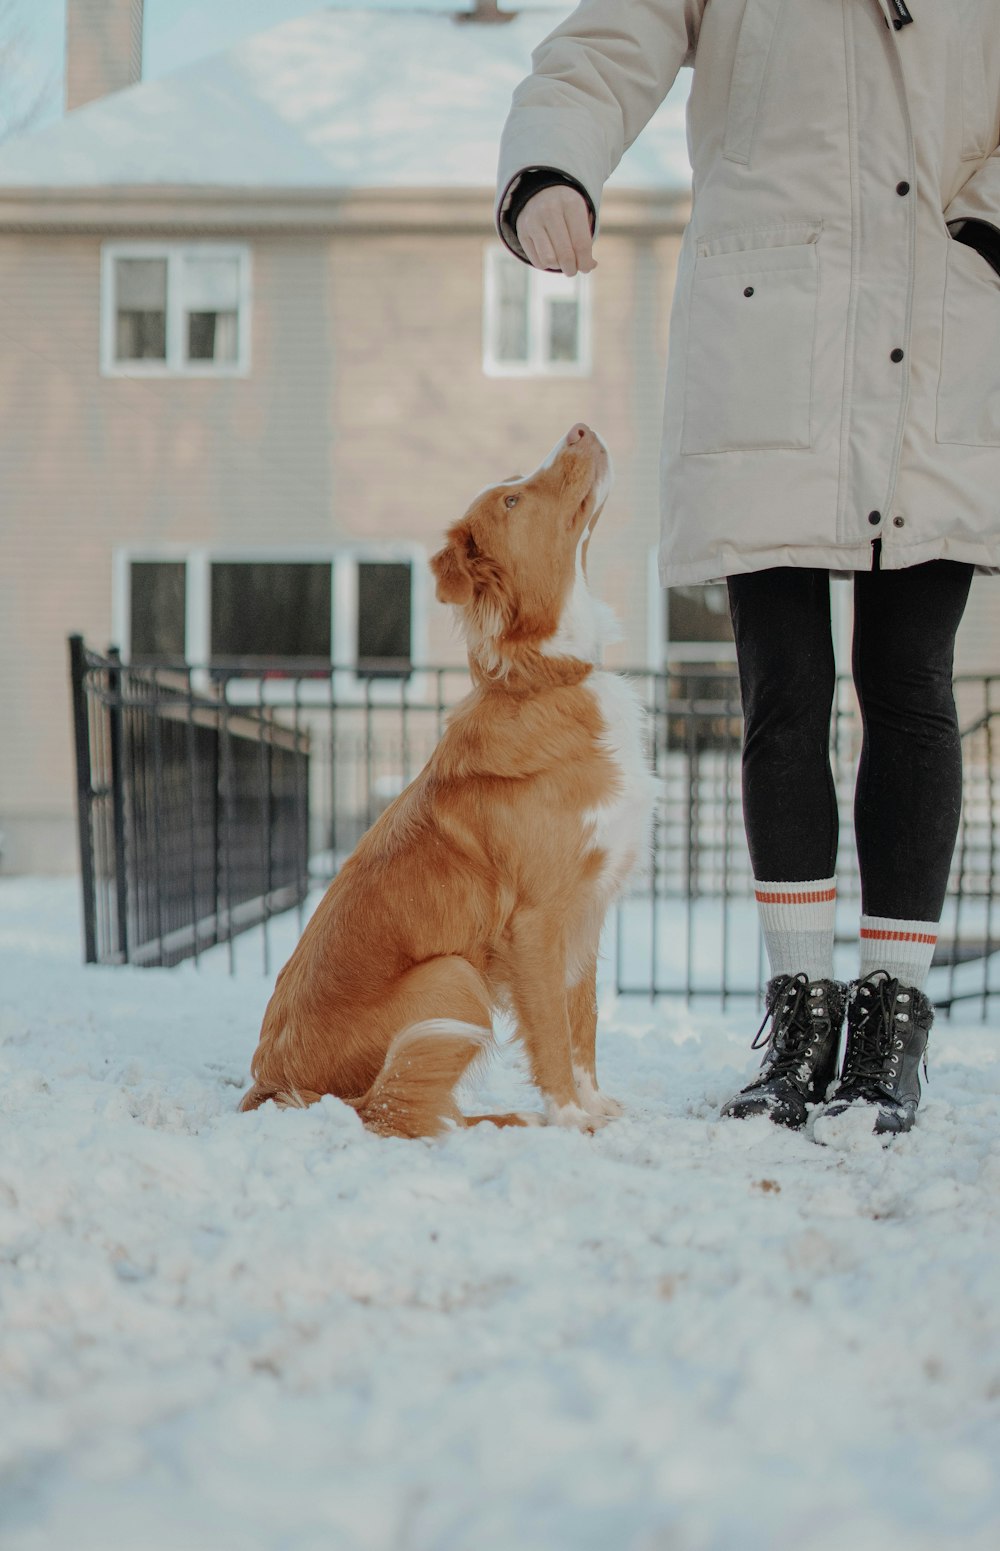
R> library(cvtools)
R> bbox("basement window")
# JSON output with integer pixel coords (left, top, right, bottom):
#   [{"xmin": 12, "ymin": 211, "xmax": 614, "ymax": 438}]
[
  {"xmin": 647, "ymin": 558, "xmax": 738, "ymax": 753},
  {"xmin": 115, "ymin": 550, "xmax": 423, "ymax": 692},
  {"xmin": 101, "ymin": 243, "xmax": 250, "ymax": 375}
]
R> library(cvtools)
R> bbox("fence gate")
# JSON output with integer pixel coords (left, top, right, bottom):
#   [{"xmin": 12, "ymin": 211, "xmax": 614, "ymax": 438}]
[{"xmin": 69, "ymin": 636, "xmax": 311, "ymax": 970}]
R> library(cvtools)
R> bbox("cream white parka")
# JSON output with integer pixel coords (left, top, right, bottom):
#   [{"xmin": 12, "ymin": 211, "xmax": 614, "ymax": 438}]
[{"xmin": 494, "ymin": 0, "xmax": 1000, "ymax": 585}]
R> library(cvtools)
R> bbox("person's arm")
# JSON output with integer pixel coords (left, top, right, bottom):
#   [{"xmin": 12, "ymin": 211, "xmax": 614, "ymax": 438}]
[{"xmin": 494, "ymin": 0, "xmax": 706, "ymax": 265}]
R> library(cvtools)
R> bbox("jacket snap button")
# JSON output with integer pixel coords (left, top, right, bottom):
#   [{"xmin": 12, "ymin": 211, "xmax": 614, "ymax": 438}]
[
  {"xmin": 744, "ymin": 286, "xmax": 754, "ymax": 297},
  {"xmin": 893, "ymin": 515, "xmax": 905, "ymax": 528},
  {"xmin": 868, "ymin": 510, "xmax": 882, "ymax": 526},
  {"xmin": 890, "ymin": 348, "xmax": 905, "ymax": 362},
  {"xmin": 896, "ymin": 181, "xmax": 910, "ymax": 195}
]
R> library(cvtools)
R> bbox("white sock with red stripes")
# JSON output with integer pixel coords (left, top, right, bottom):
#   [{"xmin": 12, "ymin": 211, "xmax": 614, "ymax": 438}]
[
  {"xmin": 754, "ymin": 877, "xmax": 837, "ymax": 980},
  {"xmin": 858, "ymin": 914, "xmax": 938, "ymax": 991}
]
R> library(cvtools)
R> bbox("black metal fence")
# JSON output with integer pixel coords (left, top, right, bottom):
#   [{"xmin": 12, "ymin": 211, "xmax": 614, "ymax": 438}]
[
  {"xmin": 69, "ymin": 636, "xmax": 311, "ymax": 969},
  {"xmin": 68, "ymin": 640, "xmax": 1000, "ymax": 1014},
  {"xmin": 619, "ymin": 667, "xmax": 1000, "ymax": 1016}
]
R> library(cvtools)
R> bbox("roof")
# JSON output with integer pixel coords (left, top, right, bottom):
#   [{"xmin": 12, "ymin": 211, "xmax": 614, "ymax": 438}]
[{"xmin": 0, "ymin": 4, "xmax": 692, "ymax": 194}]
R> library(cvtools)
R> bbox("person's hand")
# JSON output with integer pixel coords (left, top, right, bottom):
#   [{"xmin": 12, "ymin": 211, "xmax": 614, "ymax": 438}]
[{"xmin": 516, "ymin": 185, "xmax": 597, "ymax": 276}]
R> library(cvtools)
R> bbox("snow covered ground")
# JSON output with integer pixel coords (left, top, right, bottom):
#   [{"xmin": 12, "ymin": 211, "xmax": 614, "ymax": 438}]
[{"xmin": 1, "ymin": 878, "xmax": 999, "ymax": 1551}]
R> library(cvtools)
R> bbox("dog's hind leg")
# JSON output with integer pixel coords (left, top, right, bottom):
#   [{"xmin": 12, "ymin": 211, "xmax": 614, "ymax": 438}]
[{"xmin": 350, "ymin": 956, "xmax": 498, "ymax": 1139}]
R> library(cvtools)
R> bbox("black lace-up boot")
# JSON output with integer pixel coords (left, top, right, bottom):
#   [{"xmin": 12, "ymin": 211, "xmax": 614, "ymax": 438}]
[
  {"xmin": 818, "ymin": 970, "xmax": 934, "ymax": 1136},
  {"xmin": 720, "ymin": 972, "xmax": 848, "ymax": 1128}
]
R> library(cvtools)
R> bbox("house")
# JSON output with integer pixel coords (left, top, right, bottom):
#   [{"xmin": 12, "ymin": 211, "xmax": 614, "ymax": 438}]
[
  {"xmin": 1, "ymin": 0, "xmax": 996, "ymax": 875},
  {"xmin": 0, "ymin": 0, "xmax": 704, "ymax": 874}
]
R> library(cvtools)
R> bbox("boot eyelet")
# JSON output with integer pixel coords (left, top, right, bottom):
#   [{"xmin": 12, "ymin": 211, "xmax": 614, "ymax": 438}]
[
  {"xmin": 895, "ymin": 1039, "xmax": 903, "ymax": 1049},
  {"xmin": 899, "ymin": 994, "xmax": 910, "ymax": 1003},
  {"xmin": 896, "ymin": 1013, "xmax": 909, "ymax": 1022}
]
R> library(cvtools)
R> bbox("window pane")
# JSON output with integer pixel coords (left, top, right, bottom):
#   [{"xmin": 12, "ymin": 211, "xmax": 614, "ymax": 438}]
[
  {"xmin": 115, "ymin": 258, "xmax": 167, "ymax": 362},
  {"xmin": 666, "ymin": 584, "xmax": 734, "ymax": 645},
  {"xmin": 210, "ymin": 563, "xmax": 331, "ymax": 663},
  {"xmin": 182, "ymin": 257, "xmax": 240, "ymax": 310},
  {"xmin": 187, "ymin": 311, "xmax": 238, "ymax": 362},
  {"xmin": 117, "ymin": 258, "xmax": 166, "ymax": 309},
  {"xmin": 357, "ymin": 562, "xmax": 412, "ymax": 677},
  {"xmin": 183, "ymin": 257, "xmax": 240, "ymax": 363},
  {"xmin": 547, "ymin": 298, "xmax": 580, "ymax": 362},
  {"xmin": 495, "ymin": 257, "xmax": 529, "ymax": 362},
  {"xmin": 130, "ymin": 561, "xmax": 186, "ymax": 662}
]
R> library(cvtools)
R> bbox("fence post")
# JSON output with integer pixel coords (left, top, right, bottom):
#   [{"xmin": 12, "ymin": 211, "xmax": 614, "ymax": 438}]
[
  {"xmin": 107, "ymin": 647, "xmax": 130, "ymax": 963},
  {"xmin": 67, "ymin": 634, "xmax": 98, "ymax": 964}
]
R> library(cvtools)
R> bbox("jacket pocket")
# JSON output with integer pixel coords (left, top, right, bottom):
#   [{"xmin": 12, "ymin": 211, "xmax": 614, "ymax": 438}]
[
  {"xmin": 681, "ymin": 236, "xmax": 819, "ymax": 455},
  {"xmin": 722, "ymin": 0, "xmax": 788, "ymax": 165},
  {"xmin": 936, "ymin": 239, "xmax": 1000, "ymax": 446}
]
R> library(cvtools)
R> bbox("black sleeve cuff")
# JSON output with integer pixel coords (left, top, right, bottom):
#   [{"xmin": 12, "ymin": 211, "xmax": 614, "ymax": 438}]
[
  {"xmin": 949, "ymin": 216, "xmax": 1000, "ymax": 279},
  {"xmin": 500, "ymin": 167, "xmax": 597, "ymax": 268}
]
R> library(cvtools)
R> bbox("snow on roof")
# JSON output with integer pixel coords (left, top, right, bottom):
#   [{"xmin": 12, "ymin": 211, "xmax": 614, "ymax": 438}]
[{"xmin": 0, "ymin": 5, "xmax": 692, "ymax": 194}]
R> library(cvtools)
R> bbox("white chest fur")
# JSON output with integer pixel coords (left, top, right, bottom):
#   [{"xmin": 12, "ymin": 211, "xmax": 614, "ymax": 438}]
[
  {"xmin": 583, "ymin": 670, "xmax": 659, "ymax": 892},
  {"xmin": 539, "ymin": 534, "xmax": 659, "ymax": 890}
]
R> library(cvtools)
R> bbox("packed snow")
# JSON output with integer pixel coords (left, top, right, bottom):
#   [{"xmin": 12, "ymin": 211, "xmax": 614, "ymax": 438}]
[{"xmin": 1, "ymin": 877, "xmax": 999, "ymax": 1551}]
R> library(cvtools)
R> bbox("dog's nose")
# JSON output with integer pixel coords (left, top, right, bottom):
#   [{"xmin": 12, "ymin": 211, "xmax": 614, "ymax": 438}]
[{"xmin": 566, "ymin": 423, "xmax": 589, "ymax": 445}]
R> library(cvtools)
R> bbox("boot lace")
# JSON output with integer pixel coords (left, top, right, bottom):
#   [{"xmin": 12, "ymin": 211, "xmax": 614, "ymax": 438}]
[
  {"xmin": 840, "ymin": 974, "xmax": 900, "ymax": 1096},
  {"xmin": 748, "ymin": 974, "xmax": 830, "ymax": 1086}
]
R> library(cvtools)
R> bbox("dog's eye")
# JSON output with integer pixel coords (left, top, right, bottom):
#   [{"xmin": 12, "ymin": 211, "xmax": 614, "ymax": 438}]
[{"xmin": 504, "ymin": 494, "xmax": 519, "ymax": 509}]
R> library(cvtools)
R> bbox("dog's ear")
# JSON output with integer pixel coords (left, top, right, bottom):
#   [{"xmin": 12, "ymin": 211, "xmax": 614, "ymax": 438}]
[{"xmin": 430, "ymin": 529, "xmax": 475, "ymax": 606}]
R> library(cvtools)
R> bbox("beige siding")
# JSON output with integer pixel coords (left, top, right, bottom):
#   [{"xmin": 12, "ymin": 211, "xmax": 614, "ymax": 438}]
[
  {"xmin": 0, "ymin": 230, "xmax": 334, "ymax": 871},
  {"xmin": 2, "ymin": 218, "xmax": 681, "ymax": 872},
  {"xmin": 327, "ymin": 227, "xmax": 679, "ymax": 666}
]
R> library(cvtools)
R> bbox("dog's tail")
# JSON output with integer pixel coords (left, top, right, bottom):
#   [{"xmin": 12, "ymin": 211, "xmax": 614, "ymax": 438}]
[
  {"xmin": 351, "ymin": 1018, "xmax": 494, "ymax": 1138},
  {"xmin": 239, "ymin": 1083, "xmax": 324, "ymax": 1112}
]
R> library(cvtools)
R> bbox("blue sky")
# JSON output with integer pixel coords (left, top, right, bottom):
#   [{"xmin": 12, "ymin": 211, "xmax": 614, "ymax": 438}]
[{"xmin": 14, "ymin": 1, "xmax": 554, "ymax": 129}]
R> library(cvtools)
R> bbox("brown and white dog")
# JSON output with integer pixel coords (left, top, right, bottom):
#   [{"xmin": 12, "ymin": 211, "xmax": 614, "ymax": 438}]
[{"xmin": 240, "ymin": 423, "xmax": 658, "ymax": 1136}]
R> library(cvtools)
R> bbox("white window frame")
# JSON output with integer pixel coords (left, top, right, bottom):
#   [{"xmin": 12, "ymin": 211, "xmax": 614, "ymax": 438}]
[
  {"xmin": 100, "ymin": 241, "xmax": 252, "ymax": 378},
  {"xmin": 112, "ymin": 546, "xmax": 429, "ymax": 705},
  {"xmin": 482, "ymin": 244, "xmax": 592, "ymax": 377}
]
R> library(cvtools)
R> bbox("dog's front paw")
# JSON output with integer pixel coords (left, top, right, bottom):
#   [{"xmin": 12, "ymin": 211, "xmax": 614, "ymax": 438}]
[
  {"xmin": 543, "ymin": 1098, "xmax": 613, "ymax": 1133},
  {"xmin": 573, "ymin": 1068, "xmax": 624, "ymax": 1119}
]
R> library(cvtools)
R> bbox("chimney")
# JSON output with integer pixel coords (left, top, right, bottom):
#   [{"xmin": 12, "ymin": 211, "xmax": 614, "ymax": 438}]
[
  {"xmin": 65, "ymin": 0, "xmax": 144, "ymax": 112},
  {"xmin": 455, "ymin": 1, "xmax": 517, "ymax": 24}
]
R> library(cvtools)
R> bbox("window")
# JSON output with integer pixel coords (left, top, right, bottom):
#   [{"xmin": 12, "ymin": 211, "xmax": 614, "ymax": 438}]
[
  {"xmin": 483, "ymin": 247, "xmax": 591, "ymax": 376},
  {"xmin": 116, "ymin": 550, "xmax": 423, "ymax": 696},
  {"xmin": 663, "ymin": 585, "xmax": 736, "ymax": 659},
  {"xmin": 210, "ymin": 563, "xmax": 332, "ymax": 668},
  {"xmin": 128, "ymin": 560, "xmax": 187, "ymax": 664},
  {"xmin": 647, "ymin": 558, "xmax": 739, "ymax": 752},
  {"xmin": 101, "ymin": 243, "xmax": 250, "ymax": 375},
  {"xmin": 356, "ymin": 561, "xmax": 412, "ymax": 677},
  {"xmin": 114, "ymin": 258, "xmax": 167, "ymax": 362}
]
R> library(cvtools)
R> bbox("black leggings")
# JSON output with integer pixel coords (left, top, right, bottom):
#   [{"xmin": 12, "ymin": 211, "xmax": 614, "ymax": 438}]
[{"xmin": 726, "ymin": 552, "xmax": 974, "ymax": 921}]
